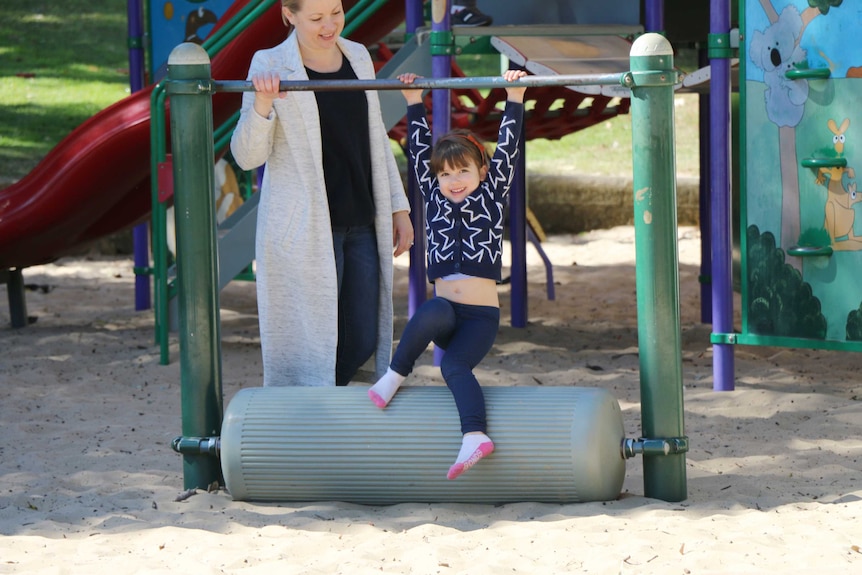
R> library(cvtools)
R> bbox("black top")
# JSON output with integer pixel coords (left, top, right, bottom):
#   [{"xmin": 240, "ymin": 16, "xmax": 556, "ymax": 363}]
[{"xmin": 306, "ymin": 56, "xmax": 374, "ymax": 229}]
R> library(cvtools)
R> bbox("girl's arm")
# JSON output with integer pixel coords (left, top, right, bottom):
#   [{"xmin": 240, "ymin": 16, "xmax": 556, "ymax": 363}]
[
  {"xmin": 503, "ymin": 69, "xmax": 528, "ymax": 103},
  {"xmin": 489, "ymin": 71, "xmax": 528, "ymax": 202},
  {"xmin": 405, "ymin": 106, "xmax": 435, "ymax": 200},
  {"xmin": 398, "ymin": 72, "xmax": 424, "ymax": 106},
  {"xmin": 399, "ymin": 73, "xmax": 435, "ymax": 200}
]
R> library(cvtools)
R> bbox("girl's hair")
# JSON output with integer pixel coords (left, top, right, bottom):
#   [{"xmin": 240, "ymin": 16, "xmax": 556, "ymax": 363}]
[
  {"xmin": 430, "ymin": 129, "xmax": 488, "ymax": 175},
  {"xmin": 281, "ymin": 0, "xmax": 301, "ymax": 28}
]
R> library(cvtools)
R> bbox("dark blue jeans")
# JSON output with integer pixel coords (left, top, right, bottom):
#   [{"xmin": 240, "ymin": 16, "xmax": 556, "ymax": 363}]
[
  {"xmin": 390, "ymin": 297, "xmax": 500, "ymax": 434},
  {"xmin": 332, "ymin": 225, "xmax": 379, "ymax": 386}
]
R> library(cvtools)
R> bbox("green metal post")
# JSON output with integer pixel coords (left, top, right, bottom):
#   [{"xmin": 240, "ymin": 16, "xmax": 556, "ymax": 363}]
[
  {"xmin": 628, "ymin": 33, "xmax": 687, "ymax": 502},
  {"xmin": 149, "ymin": 82, "xmax": 169, "ymax": 364},
  {"xmin": 166, "ymin": 43, "xmax": 224, "ymax": 490}
]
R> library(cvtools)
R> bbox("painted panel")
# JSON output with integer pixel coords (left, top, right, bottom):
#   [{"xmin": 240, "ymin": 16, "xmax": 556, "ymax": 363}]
[
  {"xmin": 742, "ymin": 0, "xmax": 862, "ymax": 346},
  {"xmin": 150, "ymin": 0, "xmax": 237, "ymax": 80}
]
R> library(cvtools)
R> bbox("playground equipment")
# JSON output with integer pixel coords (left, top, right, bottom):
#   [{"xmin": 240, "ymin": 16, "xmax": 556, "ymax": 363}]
[
  {"xmin": 0, "ymin": 0, "xmax": 404, "ymax": 329},
  {"xmin": 147, "ymin": 0, "xmax": 646, "ymax": 363},
  {"xmin": 715, "ymin": 0, "xmax": 862, "ymax": 368},
  {"xmin": 219, "ymin": 386, "xmax": 626, "ymax": 504},
  {"xmin": 0, "ymin": 0, "xmax": 691, "ymax": 355},
  {"xmin": 167, "ymin": 32, "xmax": 688, "ymax": 503},
  {"xmin": 149, "ymin": 0, "xmax": 413, "ymax": 363},
  {"xmin": 0, "ymin": 1, "xmax": 741, "ymax": 402}
]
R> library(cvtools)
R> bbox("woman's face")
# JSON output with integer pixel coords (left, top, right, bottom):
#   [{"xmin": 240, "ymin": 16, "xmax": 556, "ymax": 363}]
[{"xmin": 284, "ymin": 0, "xmax": 345, "ymax": 51}]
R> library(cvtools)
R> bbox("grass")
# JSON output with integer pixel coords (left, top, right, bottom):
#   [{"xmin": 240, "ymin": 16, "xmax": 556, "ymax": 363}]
[
  {"xmin": 453, "ymin": 53, "xmax": 701, "ymax": 178},
  {"xmin": 0, "ymin": 0, "xmax": 700, "ymax": 184},
  {"xmin": 524, "ymin": 93, "xmax": 700, "ymax": 178},
  {"xmin": 0, "ymin": 0, "xmax": 130, "ymax": 182}
]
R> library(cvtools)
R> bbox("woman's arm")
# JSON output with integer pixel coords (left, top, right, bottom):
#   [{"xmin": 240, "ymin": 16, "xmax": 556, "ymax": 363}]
[{"xmin": 230, "ymin": 54, "xmax": 281, "ymax": 171}]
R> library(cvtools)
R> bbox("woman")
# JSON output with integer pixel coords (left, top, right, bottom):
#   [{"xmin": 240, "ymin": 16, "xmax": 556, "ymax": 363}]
[{"xmin": 230, "ymin": 0, "xmax": 413, "ymax": 387}]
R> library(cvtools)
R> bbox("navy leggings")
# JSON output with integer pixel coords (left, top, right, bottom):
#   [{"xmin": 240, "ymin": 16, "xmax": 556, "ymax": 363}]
[{"xmin": 390, "ymin": 297, "xmax": 500, "ymax": 434}]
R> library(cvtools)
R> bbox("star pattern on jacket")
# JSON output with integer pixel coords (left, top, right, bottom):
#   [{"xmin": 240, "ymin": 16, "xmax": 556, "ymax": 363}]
[{"xmin": 406, "ymin": 102, "xmax": 523, "ymax": 280}]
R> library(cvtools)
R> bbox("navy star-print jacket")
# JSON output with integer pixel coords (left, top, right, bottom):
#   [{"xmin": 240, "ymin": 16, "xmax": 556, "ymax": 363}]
[{"xmin": 405, "ymin": 101, "xmax": 524, "ymax": 283}]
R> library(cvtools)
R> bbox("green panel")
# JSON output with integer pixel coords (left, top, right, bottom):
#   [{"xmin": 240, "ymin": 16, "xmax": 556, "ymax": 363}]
[{"xmin": 739, "ymin": 0, "xmax": 862, "ymax": 350}]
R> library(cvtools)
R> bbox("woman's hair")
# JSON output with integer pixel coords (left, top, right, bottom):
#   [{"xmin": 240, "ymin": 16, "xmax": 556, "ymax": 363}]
[
  {"xmin": 281, "ymin": 0, "xmax": 301, "ymax": 28},
  {"xmin": 430, "ymin": 129, "xmax": 489, "ymax": 175}
]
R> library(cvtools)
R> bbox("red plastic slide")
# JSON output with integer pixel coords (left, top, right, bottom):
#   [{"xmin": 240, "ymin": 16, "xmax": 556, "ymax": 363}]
[{"xmin": 0, "ymin": 0, "xmax": 404, "ymax": 269}]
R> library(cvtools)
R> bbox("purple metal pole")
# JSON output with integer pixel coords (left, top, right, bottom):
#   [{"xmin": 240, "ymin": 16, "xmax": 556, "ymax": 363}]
[
  {"xmin": 128, "ymin": 0, "xmax": 151, "ymax": 311},
  {"xmin": 405, "ymin": 0, "xmax": 423, "ymax": 32},
  {"xmin": 431, "ymin": 0, "xmax": 452, "ymax": 365},
  {"xmin": 710, "ymin": 0, "xmax": 735, "ymax": 391},
  {"xmin": 128, "ymin": 0, "xmax": 145, "ymax": 92},
  {"xmin": 698, "ymin": 48, "xmax": 713, "ymax": 324},
  {"xmin": 509, "ymin": 133, "xmax": 527, "ymax": 327},
  {"xmin": 406, "ymin": 167, "xmax": 427, "ymax": 316},
  {"xmin": 406, "ymin": 0, "xmax": 427, "ymax": 316},
  {"xmin": 430, "ymin": 0, "xmax": 452, "ymax": 157},
  {"xmin": 644, "ymin": 0, "xmax": 665, "ymax": 32}
]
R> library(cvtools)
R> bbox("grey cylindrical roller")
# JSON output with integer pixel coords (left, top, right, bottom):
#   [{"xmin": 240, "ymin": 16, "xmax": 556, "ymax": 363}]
[{"xmin": 221, "ymin": 386, "xmax": 626, "ymax": 504}]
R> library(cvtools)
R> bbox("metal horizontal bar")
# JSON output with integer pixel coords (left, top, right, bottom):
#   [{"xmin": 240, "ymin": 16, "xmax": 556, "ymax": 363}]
[
  {"xmin": 450, "ymin": 23, "xmax": 644, "ymax": 37},
  {"xmin": 213, "ymin": 73, "xmax": 627, "ymax": 93}
]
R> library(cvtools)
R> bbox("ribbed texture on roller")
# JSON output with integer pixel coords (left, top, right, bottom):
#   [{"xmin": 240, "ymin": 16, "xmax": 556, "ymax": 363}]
[{"xmin": 221, "ymin": 386, "xmax": 626, "ymax": 504}]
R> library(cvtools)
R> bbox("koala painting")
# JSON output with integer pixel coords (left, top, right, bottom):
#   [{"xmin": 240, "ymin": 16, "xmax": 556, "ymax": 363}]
[
  {"xmin": 747, "ymin": 0, "xmax": 822, "ymax": 260},
  {"xmin": 749, "ymin": 4, "xmax": 809, "ymax": 128}
]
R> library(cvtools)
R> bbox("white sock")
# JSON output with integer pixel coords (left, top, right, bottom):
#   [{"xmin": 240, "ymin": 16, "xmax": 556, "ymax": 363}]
[
  {"xmin": 367, "ymin": 368, "xmax": 406, "ymax": 408},
  {"xmin": 451, "ymin": 5, "xmax": 466, "ymax": 13},
  {"xmin": 447, "ymin": 432, "xmax": 494, "ymax": 480}
]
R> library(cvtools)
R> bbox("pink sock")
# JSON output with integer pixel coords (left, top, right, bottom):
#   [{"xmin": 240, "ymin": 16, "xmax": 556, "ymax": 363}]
[
  {"xmin": 447, "ymin": 433, "xmax": 494, "ymax": 480},
  {"xmin": 367, "ymin": 368, "xmax": 406, "ymax": 408}
]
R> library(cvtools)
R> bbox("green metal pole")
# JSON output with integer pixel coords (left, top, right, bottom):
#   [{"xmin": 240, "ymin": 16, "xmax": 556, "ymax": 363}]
[
  {"xmin": 628, "ymin": 33, "xmax": 687, "ymax": 502},
  {"xmin": 149, "ymin": 83, "xmax": 170, "ymax": 364},
  {"xmin": 166, "ymin": 43, "xmax": 223, "ymax": 490}
]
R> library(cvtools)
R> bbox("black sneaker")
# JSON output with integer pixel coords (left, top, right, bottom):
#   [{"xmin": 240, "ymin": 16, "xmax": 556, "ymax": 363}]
[{"xmin": 451, "ymin": 6, "xmax": 492, "ymax": 27}]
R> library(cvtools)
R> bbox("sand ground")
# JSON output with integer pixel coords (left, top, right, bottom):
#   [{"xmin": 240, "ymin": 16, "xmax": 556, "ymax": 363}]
[{"xmin": 1, "ymin": 226, "xmax": 861, "ymax": 574}]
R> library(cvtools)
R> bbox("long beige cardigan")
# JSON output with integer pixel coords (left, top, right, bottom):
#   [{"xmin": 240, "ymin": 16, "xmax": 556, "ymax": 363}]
[{"xmin": 230, "ymin": 33, "xmax": 410, "ymax": 387}]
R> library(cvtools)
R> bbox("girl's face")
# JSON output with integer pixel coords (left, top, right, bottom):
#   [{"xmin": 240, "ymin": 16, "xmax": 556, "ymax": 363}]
[
  {"xmin": 437, "ymin": 161, "xmax": 487, "ymax": 203},
  {"xmin": 284, "ymin": 0, "xmax": 344, "ymax": 52}
]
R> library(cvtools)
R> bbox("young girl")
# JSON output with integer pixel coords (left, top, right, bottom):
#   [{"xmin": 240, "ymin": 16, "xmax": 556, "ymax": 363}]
[{"xmin": 368, "ymin": 69, "xmax": 528, "ymax": 480}]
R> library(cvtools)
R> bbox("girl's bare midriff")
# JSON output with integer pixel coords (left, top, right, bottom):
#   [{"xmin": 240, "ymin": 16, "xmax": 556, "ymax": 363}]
[{"xmin": 434, "ymin": 276, "xmax": 500, "ymax": 308}]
